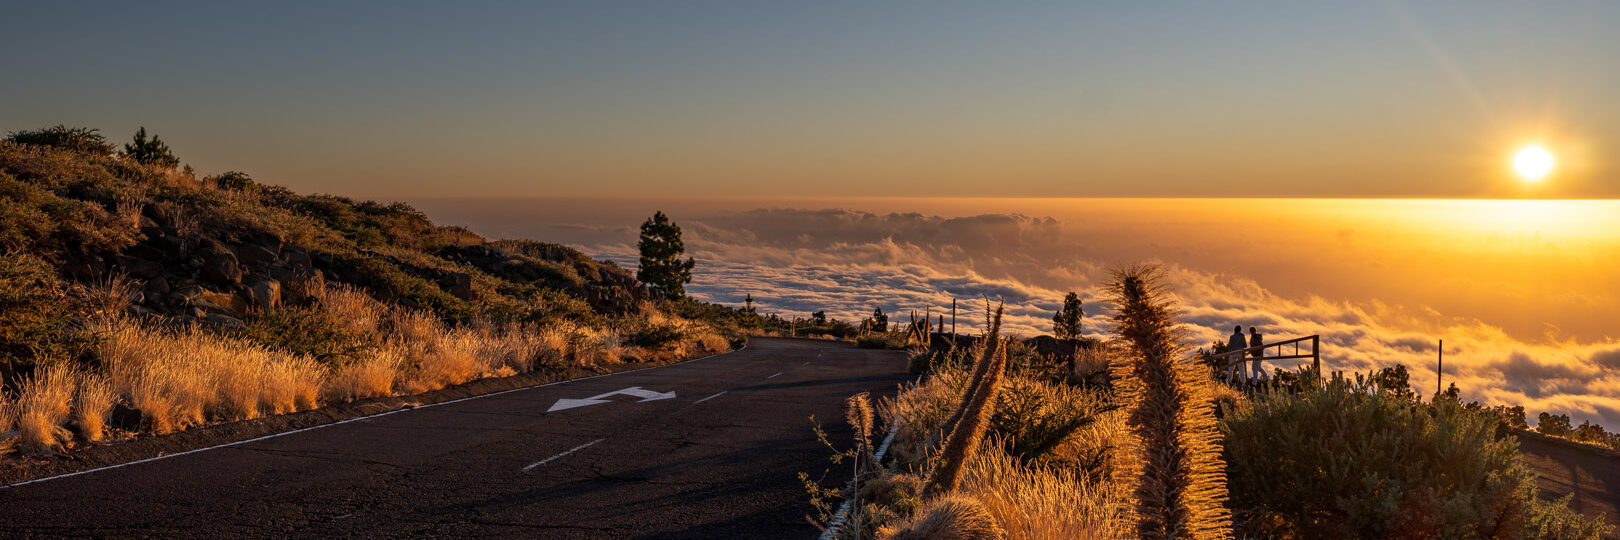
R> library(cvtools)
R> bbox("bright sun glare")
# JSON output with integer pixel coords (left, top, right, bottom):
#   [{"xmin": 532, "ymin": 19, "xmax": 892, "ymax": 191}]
[{"xmin": 1513, "ymin": 145, "xmax": 1555, "ymax": 181}]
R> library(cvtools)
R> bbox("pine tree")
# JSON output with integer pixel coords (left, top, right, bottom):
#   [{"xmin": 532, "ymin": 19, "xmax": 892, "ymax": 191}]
[
  {"xmin": 1052, "ymin": 291, "xmax": 1083, "ymax": 340},
  {"xmin": 744, "ymin": 293, "xmax": 755, "ymax": 312},
  {"xmin": 871, "ymin": 307, "xmax": 888, "ymax": 332},
  {"xmin": 636, "ymin": 211, "xmax": 695, "ymax": 300},
  {"xmin": 122, "ymin": 127, "xmax": 180, "ymax": 169}
]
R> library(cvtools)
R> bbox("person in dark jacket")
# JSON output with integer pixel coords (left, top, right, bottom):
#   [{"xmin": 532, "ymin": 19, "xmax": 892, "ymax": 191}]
[
  {"xmin": 1248, "ymin": 326, "xmax": 1265, "ymax": 380},
  {"xmin": 1227, "ymin": 325, "xmax": 1248, "ymax": 382}
]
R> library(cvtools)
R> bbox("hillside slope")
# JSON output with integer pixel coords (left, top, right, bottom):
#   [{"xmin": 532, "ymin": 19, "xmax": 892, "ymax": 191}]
[{"xmin": 0, "ymin": 132, "xmax": 771, "ymax": 456}]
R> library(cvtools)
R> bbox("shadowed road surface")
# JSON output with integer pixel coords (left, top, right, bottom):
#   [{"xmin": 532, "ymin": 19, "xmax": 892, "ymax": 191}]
[
  {"xmin": 0, "ymin": 338, "xmax": 910, "ymax": 538},
  {"xmin": 1518, "ymin": 434, "xmax": 1620, "ymax": 529}
]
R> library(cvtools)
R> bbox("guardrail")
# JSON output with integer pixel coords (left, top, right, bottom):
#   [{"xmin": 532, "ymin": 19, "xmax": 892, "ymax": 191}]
[{"xmin": 1198, "ymin": 335, "xmax": 1320, "ymax": 384}]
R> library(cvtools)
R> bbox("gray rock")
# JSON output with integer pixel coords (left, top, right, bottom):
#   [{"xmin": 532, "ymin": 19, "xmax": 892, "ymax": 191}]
[
  {"xmin": 204, "ymin": 313, "xmax": 245, "ymax": 327},
  {"xmin": 114, "ymin": 256, "xmax": 164, "ymax": 280},
  {"xmin": 243, "ymin": 276, "xmax": 282, "ymax": 312},
  {"xmin": 235, "ymin": 243, "xmax": 279, "ymax": 267},
  {"xmin": 436, "ymin": 271, "xmax": 475, "ymax": 301},
  {"xmin": 281, "ymin": 245, "xmax": 311, "ymax": 267},
  {"xmin": 203, "ymin": 251, "xmax": 242, "ymax": 285},
  {"xmin": 144, "ymin": 275, "xmax": 171, "ymax": 296}
]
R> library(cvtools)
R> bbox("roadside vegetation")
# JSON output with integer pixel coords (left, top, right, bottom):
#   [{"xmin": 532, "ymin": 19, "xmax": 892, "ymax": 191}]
[
  {"xmin": 0, "ymin": 125, "xmax": 772, "ymax": 458},
  {"xmin": 809, "ymin": 266, "xmax": 1611, "ymax": 539}
]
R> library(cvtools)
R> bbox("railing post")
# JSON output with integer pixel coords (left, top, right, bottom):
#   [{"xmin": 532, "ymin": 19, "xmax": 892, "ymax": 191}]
[{"xmin": 1312, "ymin": 335, "xmax": 1320, "ymax": 373}]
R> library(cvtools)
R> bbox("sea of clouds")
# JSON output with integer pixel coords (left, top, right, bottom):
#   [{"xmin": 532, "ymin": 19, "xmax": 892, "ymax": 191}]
[{"xmin": 416, "ymin": 199, "xmax": 1620, "ymax": 429}]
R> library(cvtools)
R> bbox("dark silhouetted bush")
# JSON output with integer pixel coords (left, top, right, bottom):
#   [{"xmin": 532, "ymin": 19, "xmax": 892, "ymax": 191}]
[{"xmin": 4, "ymin": 125, "xmax": 114, "ymax": 155}]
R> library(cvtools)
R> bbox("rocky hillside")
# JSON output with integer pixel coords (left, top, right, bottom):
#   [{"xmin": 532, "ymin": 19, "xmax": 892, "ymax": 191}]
[
  {"xmin": 1, "ymin": 138, "xmax": 652, "ymax": 364},
  {"xmin": 0, "ymin": 127, "xmax": 776, "ymax": 455}
]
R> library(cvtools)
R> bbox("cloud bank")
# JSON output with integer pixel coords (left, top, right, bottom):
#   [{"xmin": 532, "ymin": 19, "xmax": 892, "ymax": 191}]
[{"xmin": 583, "ymin": 207, "xmax": 1620, "ymax": 430}]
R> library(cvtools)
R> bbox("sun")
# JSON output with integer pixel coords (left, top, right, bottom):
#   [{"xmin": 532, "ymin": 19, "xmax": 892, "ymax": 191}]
[{"xmin": 1513, "ymin": 145, "xmax": 1555, "ymax": 181}]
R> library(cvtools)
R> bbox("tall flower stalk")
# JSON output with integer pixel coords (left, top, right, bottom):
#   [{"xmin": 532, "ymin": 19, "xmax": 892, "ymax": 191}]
[{"xmin": 1106, "ymin": 264, "xmax": 1232, "ymax": 539}]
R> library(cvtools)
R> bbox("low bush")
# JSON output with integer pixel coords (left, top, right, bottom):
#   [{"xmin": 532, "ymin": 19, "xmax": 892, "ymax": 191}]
[
  {"xmin": 74, "ymin": 373, "xmax": 117, "ymax": 442},
  {"xmin": 0, "ymin": 252, "xmax": 90, "ymax": 367},
  {"xmin": 16, "ymin": 364, "xmax": 77, "ymax": 453},
  {"xmin": 1222, "ymin": 368, "xmax": 1611, "ymax": 539},
  {"xmin": 857, "ymin": 333, "xmax": 909, "ymax": 350},
  {"xmin": 239, "ymin": 307, "xmax": 378, "ymax": 367},
  {"xmin": 4, "ymin": 125, "xmax": 115, "ymax": 156}
]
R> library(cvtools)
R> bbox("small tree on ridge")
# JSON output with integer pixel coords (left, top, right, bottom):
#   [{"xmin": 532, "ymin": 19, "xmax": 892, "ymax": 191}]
[
  {"xmin": 122, "ymin": 126, "xmax": 179, "ymax": 168},
  {"xmin": 636, "ymin": 211, "xmax": 694, "ymax": 300}
]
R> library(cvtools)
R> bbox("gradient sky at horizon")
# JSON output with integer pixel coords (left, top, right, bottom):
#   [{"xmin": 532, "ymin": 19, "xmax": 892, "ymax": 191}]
[{"xmin": 3, "ymin": 2, "xmax": 1617, "ymax": 198}]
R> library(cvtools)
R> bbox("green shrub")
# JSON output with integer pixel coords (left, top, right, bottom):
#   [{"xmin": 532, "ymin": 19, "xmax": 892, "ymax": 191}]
[
  {"xmin": 237, "ymin": 308, "xmax": 377, "ymax": 367},
  {"xmin": 0, "ymin": 253, "xmax": 89, "ymax": 366},
  {"xmin": 987, "ymin": 378, "xmax": 1116, "ymax": 470},
  {"xmin": 1526, "ymin": 494, "xmax": 1612, "ymax": 540},
  {"xmin": 856, "ymin": 333, "xmax": 908, "ymax": 350},
  {"xmin": 619, "ymin": 319, "xmax": 684, "ymax": 350},
  {"xmin": 1222, "ymin": 368, "xmax": 1609, "ymax": 539},
  {"xmin": 4, "ymin": 125, "xmax": 114, "ymax": 156}
]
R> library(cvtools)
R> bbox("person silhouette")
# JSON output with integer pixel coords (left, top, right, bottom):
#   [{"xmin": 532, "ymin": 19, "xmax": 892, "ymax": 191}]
[
  {"xmin": 1248, "ymin": 326, "xmax": 1265, "ymax": 381},
  {"xmin": 1227, "ymin": 325, "xmax": 1248, "ymax": 382}
]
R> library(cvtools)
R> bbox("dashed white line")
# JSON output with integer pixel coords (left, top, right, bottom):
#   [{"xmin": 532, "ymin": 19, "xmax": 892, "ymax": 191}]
[
  {"xmin": 767, "ymin": 372, "xmax": 783, "ymax": 379},
  {"xmin": 693, "ymin": 391, "xmax": 727, "ymax": 404},
  {"xmin": 522, "ymin": 438, "xmax": 605, "ymax": 472}
]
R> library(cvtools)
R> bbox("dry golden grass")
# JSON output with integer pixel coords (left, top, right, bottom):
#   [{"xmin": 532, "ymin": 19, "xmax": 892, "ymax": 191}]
[
  {"xmin": 74, "ymin": 373, "xmax": 118, "ymax": 442},
  {"xmin": 882, "ymin": 494, "xmax": 1006, "ymax": 540},
  {"xmin": 879, "ymin": 345, "xmax": 1132, "ymax": 540},
  {"xmin": 323, "ymin": 350, "xmax": 401, "ymax": 402},
  {"xmin": 956, "ymin": 443, "xmax": 1127, "ymax": 540},
  {"xmin": 0, "ymin": 390, "xmax": 16, "ymax": 453},
  {"xmin": 315, "ymin": 285, "xmax": 387, "ymax": 334},
  {"xmin": 96, "ymin": 318, "xmax": 325, "ymax": 433},
  {"xmin": 16, "ymin": 364, "xmax": 77, "ymax": 453},
  {"xmin": 696, "ymin": 332, "xmax": 731, "ymax": 355}
]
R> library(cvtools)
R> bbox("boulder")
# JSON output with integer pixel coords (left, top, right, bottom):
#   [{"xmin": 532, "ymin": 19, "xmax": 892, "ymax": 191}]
[
  {"xmin": 114, "ymin": 256, "xmax": 165, "ymax": 280},
  {"xmin": 436, "ymin": 271, "xmax": 476, "ymax": 301},
  {"xmin": 199, "ymin": 240, "xmax": 242, "ymax": 285},
  {"xmin": 234, "ymin": 243, "xmax": 279, "ymax": 267},
  {"xmin": 144, "ymin": 275, "xmax": 171, "ymax": 296},
  {"xmin": 193, "ymin": 289, "xmax": 249, "ymax": 316},
  {"xmin": 269, "ymin": 265, "xmax": 323, "ymax": 305},
  {"xmin": 280, "ymin": 245, "xmax": 311, "ymax": 267},
  {"xmin": 242, "ymin": 276, "xmax": 282, "ymax": 312},
  {"xmin": 204, "ymin": 313, "xmax": 245, "ymax": 328}
]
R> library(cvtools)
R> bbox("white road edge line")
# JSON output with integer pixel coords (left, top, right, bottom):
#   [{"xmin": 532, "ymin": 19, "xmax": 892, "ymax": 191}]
[
  {"xmin": 0, "ymin": 344, "xmax": 749, "ymax": 490},
  {"xmin": 521, "ymin": 438, "xmax": 605, "ymax": 472},
  {"xmin": 767, "ymin": 372, "xmax": 783, "ymax": 379},
  {"xmin": 693, "ymin": 391, "xmax": 727, "ymax": 404},
  {"xmin": 820, "ymin": 421, "xmax": 900, "ymax": 540}
]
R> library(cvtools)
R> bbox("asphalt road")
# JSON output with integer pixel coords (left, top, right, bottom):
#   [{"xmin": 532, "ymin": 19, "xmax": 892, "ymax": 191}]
[
  {"xmin": 0, "ymin": 338, "xmax": 912, "ymax": 539},
  {"xmin": 1517, "ymin": 434, "xmax": 1620, "ymax": 529}
]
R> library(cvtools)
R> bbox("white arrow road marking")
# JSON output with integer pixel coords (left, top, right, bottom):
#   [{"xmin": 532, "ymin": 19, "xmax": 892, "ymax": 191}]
[
  {"xmin": 522, "ymin": 438, "xmax": 605, "ymax": 472},
  {"xmin": 546, "ymin": 386, "xmax": 677, "ymax": 413}
]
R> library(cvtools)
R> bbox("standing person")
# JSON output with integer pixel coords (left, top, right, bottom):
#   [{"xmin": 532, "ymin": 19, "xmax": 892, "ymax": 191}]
[
  {"xmin": 1227, "ymin": 325, "xmax": 1248, "ymax": 382},
  {"xmin": 1248, "ymin": 326, "xmax": 1265, "ymax": 381}
]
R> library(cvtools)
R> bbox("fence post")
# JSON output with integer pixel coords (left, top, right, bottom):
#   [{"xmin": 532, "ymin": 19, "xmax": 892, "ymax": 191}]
[{"xmin": 1311, "ymin": 335, "xmax": 1320, "ymax": 373}]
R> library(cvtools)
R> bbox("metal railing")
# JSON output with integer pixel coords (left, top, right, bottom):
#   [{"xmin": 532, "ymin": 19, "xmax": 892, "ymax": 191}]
[{"xmin": 1198, "ymin": 335, "xmax": 1320, "ymax": 385}]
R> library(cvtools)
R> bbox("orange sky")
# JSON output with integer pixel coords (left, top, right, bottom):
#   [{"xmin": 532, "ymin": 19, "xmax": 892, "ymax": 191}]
[{"xmin": 3, "ymin": 3, "xmax": 1616, "ymax": 198}]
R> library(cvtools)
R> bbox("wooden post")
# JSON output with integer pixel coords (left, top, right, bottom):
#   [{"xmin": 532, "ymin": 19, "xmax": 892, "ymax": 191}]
[
  {"xmin": 1437, "ymin": 339, "xmax": 1444, "ymax": 396},
  {"xmin": 1311, "ymin": 335, "xmax": 1320, "ymax": 374},
  {"xmin": 950, "ymin": 298, "xmax": 957, "ymax": 337}
]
